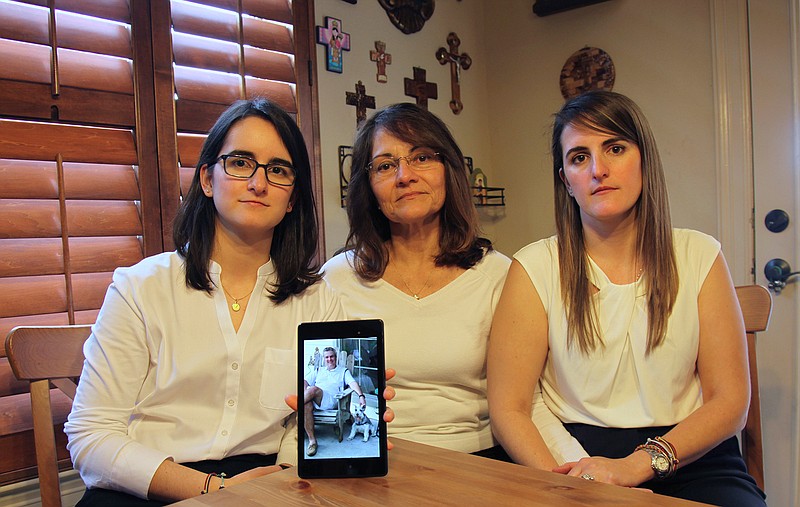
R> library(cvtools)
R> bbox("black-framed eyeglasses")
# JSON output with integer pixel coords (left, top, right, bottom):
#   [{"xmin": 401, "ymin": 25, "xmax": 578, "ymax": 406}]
[
  {"xmin": 216, "ymin": 154, "xmax": 296, "ymax": 186},
  {"xmin": 366, "ymin": 149, "xmax": 442, "ymax": 180}
]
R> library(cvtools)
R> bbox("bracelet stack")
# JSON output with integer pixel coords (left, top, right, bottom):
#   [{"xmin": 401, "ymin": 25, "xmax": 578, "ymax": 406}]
[
  {"xmin": 634, "ymin": 436, "xmax": 679, "ymax": 480},
  {"xmin": 200, "ymin": 472, "xmax": 226, "ymax": 495}
]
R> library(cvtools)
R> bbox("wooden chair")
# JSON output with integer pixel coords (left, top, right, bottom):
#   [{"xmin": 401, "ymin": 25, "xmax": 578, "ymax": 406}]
[
  {"xmin": 4, "ymin": 325, "xmax": 92, "ymax": 507},
  {"xmin": 312, "ymin": 350, "xmax": 354, "ymax": 442},
  {"xmin": 735, "ymin": 285, "xmax": 772, "ymax": 491}
]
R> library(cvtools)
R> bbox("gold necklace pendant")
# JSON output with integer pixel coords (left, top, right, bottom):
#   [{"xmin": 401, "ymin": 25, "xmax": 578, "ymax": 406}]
[
  {"xmin": 222, "ymin": 285, "xmax": 254, "ymax": 312},
  {"xmin": 401, "ymin": 272, "xmax": 432, "ymax": 301}
]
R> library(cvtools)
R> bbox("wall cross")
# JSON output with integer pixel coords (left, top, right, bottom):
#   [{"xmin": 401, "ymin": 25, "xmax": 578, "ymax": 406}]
[
  {"xmin": 436, "ymin": 32, "xmax": 472, "ymax": 114},
  {"xmin": 370, "ymin": 41, "xmax": 392, "ymax": 83},
  {"xmin": 403, "ymin": 67, "xmax": 438, "ymax": 110},
  {"xmin": 316, "ymin": 16, "xmax": 350, "ymax": 73},
  {"xmin": 345, "ymin": 80, "xmax": 376, "ymax": 127}
]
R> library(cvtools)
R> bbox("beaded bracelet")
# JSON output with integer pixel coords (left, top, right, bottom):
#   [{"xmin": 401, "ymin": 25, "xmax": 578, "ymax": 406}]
[{"xmin": 634, "ymin": 437, "xmax": 679, "ymax": 479}]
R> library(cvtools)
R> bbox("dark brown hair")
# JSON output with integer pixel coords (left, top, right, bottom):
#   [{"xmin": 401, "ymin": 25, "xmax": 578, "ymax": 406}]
[
  {"xmin": 345, "ymin": 102, "xmax": 490, "ymax": 280},
  {"xmin": 173, "ymin": 98, "xmax": 321, "ymax": 303}
]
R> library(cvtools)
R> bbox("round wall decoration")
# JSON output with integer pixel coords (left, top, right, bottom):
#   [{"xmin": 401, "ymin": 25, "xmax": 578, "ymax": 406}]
[
  {"xmin": 377, "ymin": 0, "xmax": 435, "ymax": 34},
  {"xmin": 559, "ymin": 46, "xmax": 615, "ymax": 100}
]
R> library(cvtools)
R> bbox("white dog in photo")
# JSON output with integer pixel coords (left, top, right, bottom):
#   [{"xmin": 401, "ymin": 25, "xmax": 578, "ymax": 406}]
[{"xmin": 347, "ymin": 404, "xmax": 377, "ymax": 442}]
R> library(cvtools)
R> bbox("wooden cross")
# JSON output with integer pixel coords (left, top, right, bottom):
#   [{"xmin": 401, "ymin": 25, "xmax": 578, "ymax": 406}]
[
  {"xmin": 403, "ymin": 67, "xmax": 438, "ymax": 110},
  {"xmin": 316, "ymin": 16, "xmax": 350, "ymax": 73},
  {"xmin": 369, "ymin": 41, "xmax": 392, "ymax": 83},
  {"xmin": 436, "ymin": 32, "xmax": 472, "ymax": 114},
  {"xmin": 345, "ymin": 80, "xmax": 376, "ymax": 127}
]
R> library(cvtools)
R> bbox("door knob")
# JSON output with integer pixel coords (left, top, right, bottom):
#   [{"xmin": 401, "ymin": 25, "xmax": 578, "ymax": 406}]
[{"xmin": 764, "ymin": 258, "xmax": 799, "ymax": 294}]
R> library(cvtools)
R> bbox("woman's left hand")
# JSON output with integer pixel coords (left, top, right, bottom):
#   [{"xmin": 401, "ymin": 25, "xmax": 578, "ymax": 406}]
[
  {"xmin": 553, "ymin": 452, "xmax": 653, "ymax": 488},
  {"xmin": 284, "ymin": 368, "xmax": 397, "ymax": 449}
]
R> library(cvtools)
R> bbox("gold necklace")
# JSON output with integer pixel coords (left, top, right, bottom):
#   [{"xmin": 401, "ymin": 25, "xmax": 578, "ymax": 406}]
[
  {"xmin": 400, "ymin": 270, "xmax": 433, "ymax": 301},
  {"xmin": 221, "ymin": 285, "xmax": 254, "ymax": 312}
]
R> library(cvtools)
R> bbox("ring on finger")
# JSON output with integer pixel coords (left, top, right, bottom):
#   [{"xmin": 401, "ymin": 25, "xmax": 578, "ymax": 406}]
[{"xmin": 580, "ymin": 473, "xmax": 595, "ymax": 481}]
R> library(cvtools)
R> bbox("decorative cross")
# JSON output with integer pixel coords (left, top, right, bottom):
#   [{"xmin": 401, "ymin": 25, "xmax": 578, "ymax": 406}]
[
  {"xmin": 369, "ymin": 41, "xmax": 392, "ymax": 83},
  {"xmin": 345, "ymin": 80, "xmax": 376, "ymax": 127},
  {"xmin": 403, "ymin": 67, "xmax": 438, "ymax": 110},
  {"xmin": 435, "ymin": 32, "xmax": 472, "ymax": 114},
  {"xmin": 316, "ymin": 16, "xmax": 350, "ymax": 73}
]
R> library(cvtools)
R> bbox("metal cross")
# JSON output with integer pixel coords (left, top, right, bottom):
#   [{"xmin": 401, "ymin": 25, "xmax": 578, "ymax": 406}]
[{"xmin": 436, "ymin": 32, "xmax": 472, "ymax": 114}]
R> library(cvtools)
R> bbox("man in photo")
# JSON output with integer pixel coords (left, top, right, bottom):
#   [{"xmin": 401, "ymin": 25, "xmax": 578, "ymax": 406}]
[{"xmin": 303, "ymin": 346, "xmax": 367, "ymax": 456}]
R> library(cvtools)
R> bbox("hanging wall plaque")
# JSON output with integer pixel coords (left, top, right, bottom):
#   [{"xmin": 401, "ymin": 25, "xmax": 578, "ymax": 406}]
[
  {"xmin": 377, "ymin": 0, "xmax": 435, "ymax": 34},
  {"xmin": 559, "ymin": 46, "xmax": 615, "ymax": 100}
]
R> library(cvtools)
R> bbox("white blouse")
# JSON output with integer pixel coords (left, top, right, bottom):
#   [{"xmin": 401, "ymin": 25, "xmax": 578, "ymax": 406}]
[{"xmin": 516, "ymin": 229, "xmax": 720, "ymax": 460}]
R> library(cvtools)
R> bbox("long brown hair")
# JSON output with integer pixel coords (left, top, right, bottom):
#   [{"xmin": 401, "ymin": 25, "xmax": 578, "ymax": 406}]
[
  {"xmin": 345, "ymin": 103, "xmax": 490, "ymax": 280},
  {"xmin": 551, "ymin": 91, "xmax": 678, "ymax": 354}
]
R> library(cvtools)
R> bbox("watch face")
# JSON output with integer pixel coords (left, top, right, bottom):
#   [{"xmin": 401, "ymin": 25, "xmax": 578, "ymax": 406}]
[{"xmin": 654, "ymin": 455, "xmax": 670, "ymax": 472}]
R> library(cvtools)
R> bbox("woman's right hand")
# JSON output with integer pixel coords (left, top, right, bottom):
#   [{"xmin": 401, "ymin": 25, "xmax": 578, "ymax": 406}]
[{"xmin": 552, "ymin": 451, "xmax": 654, "ymax": 488}]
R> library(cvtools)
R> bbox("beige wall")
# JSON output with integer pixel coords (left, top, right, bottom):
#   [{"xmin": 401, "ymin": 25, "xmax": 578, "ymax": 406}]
[
  {"xmin": 315, "ymin": 0, "xmax": 495, "ymax": 257},
  {"xmin": 315, "ymin": 0, "xmax": 718, "ymax": 259},
  {"xmin": 485, "ymin": 0, "xmax": 717, "ymax": 255}
]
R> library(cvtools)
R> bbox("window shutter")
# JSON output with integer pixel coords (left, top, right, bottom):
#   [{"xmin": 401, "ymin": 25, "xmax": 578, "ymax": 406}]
[
  {"xmin": 166, "ymin": 0, "xmax": 323, "ymax": 256},
  {"xmin": 0, "ymin": 0, "xmax": 153, "ymax": 484},
  {"xmin": 0, "ymin": 0, "xmax": 318, "ymax": 487}
]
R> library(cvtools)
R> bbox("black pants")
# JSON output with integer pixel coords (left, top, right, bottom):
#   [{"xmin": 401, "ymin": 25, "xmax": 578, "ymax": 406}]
[
  {"xmin": 564, "ymin": 423, "xmax": 767, "ymax": 507},
  {"xmin": 75, "ymin": 453, "xmax": 277, "ymax": 507},
  {"xmin": 472, "ymin": 444, "xmax": 513, "ymax": 463}
]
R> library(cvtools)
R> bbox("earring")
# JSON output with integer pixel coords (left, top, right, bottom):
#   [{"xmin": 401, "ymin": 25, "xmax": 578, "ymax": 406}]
[{"xmin": 567, "ymin": 188, "xmax": 573, "ymax": 197}]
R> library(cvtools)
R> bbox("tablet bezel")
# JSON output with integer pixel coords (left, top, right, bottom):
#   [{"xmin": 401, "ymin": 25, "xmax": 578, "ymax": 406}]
[{"xmin": 297, "ymin": 319, "xmax": 388, "ymax": 479}]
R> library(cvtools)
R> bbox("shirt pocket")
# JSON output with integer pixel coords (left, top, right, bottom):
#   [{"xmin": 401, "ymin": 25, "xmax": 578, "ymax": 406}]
[{"xmin": 259, "ymin": 347, "xmax": 295, "ymax": 410}]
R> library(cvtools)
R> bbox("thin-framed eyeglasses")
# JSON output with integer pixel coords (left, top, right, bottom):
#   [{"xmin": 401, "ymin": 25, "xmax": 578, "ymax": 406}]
[
  {"xmin": 366, "ymin": 149, "xmax": 442, "ymax": 179},
  {"xmin": 216, "ymin": 154, "xmax": 296, "ymax": 186}
]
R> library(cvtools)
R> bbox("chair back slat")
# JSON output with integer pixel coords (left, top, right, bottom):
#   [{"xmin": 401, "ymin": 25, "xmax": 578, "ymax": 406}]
[
  {"xmin": 4, "ymin": 325, "xmax": 91, "ymax": 507},
  {"xmin": 5, "ymin": 326, "xmax": 90, "ymax": 381},
  {"xmin": 736, "ymin": 285, "xmax": 772, "ymax": 333},
  {"xmin": 734, "ymin": 285, "xmax": 772, "ymax": 491}
]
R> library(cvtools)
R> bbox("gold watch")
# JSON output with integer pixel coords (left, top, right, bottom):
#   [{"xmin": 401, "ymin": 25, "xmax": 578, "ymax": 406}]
[{"xmin": 642, "ymin": 447, "xmax": 671, "ymax": 479}]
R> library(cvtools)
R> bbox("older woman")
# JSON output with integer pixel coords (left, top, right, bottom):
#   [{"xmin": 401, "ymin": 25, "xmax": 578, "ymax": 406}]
[
  {"xmin": 323, "ymin": 103, "xmax": 510, "ymax": 458},
  {"xmin": 487, "ymin": 91, "xmax": 765, "ymax": 506}
]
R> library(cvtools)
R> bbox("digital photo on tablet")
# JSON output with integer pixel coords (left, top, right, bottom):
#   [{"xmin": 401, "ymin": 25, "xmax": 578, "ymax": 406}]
[{"xmin": 297, "ymin": 319, "xmax": 388, "ymax": 478}]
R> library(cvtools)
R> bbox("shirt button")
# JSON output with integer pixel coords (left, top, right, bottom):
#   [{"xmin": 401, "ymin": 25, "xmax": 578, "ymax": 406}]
[
  {"xmin": 231, "ymin": 362, "xmax": 239, "ymax": 370},
  {"xmin": 227, "ymin": 399, "xmax": 235, "ymax": 407},
  {"xmin": 221, "ymin": 430, "xmax": 228, "ymax": 436}
]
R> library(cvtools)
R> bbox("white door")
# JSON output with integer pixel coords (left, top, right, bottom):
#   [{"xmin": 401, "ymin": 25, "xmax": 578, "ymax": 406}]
[{"xmin": 749, "ymin": 1, "xmax": 799, "ymax": 505}]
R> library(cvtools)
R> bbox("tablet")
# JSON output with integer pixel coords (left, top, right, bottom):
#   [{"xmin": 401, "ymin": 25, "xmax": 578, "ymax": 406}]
[{"xmin": 297, "ymin": 319, "xmax": 387, "ymax": 478}]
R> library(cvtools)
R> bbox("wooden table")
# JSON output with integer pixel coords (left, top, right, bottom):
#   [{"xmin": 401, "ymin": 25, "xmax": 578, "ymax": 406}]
[{"xmin": 172, "ymin": 438, "xmax": 709, "ymax": 506}]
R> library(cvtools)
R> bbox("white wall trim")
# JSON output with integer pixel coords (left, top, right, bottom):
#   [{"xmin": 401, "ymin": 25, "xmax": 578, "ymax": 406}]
[
  {"xmin": 790, "ymin": 0, "xmax": 800, "ymax": 502},
  {"xmin": 710, "ymin": 0, "xmax": 755, "ymax": 284}
]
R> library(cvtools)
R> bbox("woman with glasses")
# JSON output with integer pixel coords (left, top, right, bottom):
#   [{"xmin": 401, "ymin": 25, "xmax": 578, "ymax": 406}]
[
  {"xmin": 487, "ymin": 91, "xmax": 765, "ymax": 506},
  {"xmin": 323, "ymin": 103, "xmax": 511, "ymax": 459},
  {"xmin": 64, "ymin": 99, "xmax": 389, "ymax": 506}
]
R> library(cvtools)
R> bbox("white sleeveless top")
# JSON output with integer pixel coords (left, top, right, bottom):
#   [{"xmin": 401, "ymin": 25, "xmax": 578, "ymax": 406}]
[{"xmin": 516, "ymin": 228, "xmax": 720, "ymax": 429}]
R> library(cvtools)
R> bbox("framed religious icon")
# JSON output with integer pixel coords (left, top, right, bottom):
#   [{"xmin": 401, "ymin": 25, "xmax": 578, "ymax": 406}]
[{"xmin": 317, "ymin": 17, "xmax": 351, "ymax": 73}]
